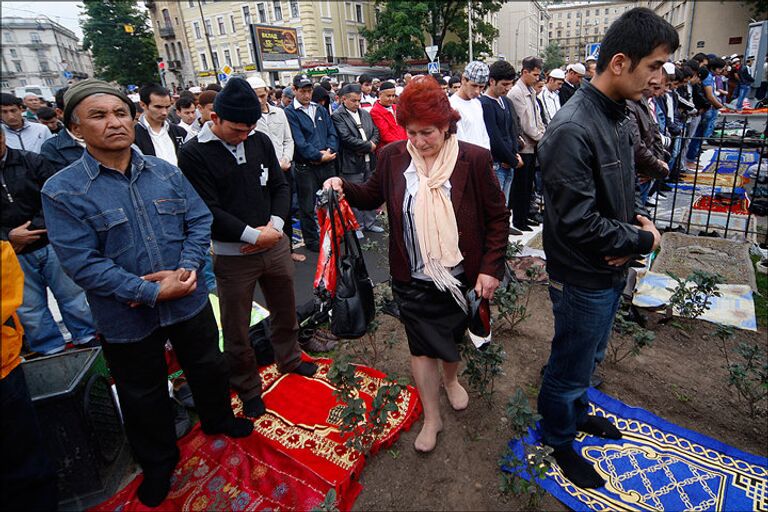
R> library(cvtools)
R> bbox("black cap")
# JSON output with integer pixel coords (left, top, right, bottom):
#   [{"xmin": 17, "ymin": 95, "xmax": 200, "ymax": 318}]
[
  {"xmin": 213, "ymin": 77, "xmax": 261, "ymax": 125},
  {"xmin": 293, "ymin": 73, "xmax": 312, "ymax": 88}
]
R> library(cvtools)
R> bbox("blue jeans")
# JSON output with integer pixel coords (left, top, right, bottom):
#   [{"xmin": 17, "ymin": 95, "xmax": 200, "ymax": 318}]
[
  {"xmin": 493, "ymin": 162, "xmax": 514, "ymax": 205},
  {"xmin": 537, "ymin": 280, "xmax": 624, "ymax": 448},
  {"xmin": 16, "ymin": 244, "xmax": 96, "ymax": 354},
  {"xmin": 639, "ymin": 180, "xmax": 654, "ymax": 205},
  {"xmin": 735, "ymin": 84, "xmax": 751, "ymax": 110},
  {"xmin": 685, "ymin": 107, "xmax": 718, "ymax": 163},
  {"xmin": 202, "ymin": 251, "xmax": 217, "ymax": 292}
]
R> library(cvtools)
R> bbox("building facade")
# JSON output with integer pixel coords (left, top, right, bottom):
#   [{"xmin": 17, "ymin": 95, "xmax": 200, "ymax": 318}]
[
  {"xmin": 145, "ymin": 1, "xmax": 198, "ymax": 89},
  {"xmin": 640, "ymin": 1, "xmax": 754, "ymax": 61},
  {"xmin": 146, "ymin": 0, "xmax": 378, "ymax": 88},
  {"xmin": 0, "ymin": 16, "xmax": 94, "ymax": 93},
  {"xmin": 547, "ymin": 1, "xmax": 633, "ymax": 65},
  {"xmin": 497, "ymin": 0, "xmax": 550, "ymax": 67}
]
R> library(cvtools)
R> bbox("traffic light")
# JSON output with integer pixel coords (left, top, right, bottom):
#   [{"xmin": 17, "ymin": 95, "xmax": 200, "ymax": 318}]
[{"xmin": 158, "ymin": 60, "xmax": 166, "ymax": 71}]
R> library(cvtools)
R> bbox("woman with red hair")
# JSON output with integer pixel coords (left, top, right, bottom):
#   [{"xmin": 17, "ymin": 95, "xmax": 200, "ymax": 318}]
[{"xmin": 324, "ymin": 77, "xmax": 508, "ymax": 453}]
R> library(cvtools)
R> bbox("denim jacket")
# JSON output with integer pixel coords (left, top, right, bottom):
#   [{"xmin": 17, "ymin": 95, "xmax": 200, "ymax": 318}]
[{"xmin": 41, "ymin": 148, "xmax": 213, "ymax": 343}]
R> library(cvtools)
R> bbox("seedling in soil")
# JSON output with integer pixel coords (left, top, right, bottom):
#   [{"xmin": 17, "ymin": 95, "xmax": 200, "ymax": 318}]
[
  {"xmin": 727, "ymin": 342, "xmax": 768, "ymax": 418},
  {"xmin": 609, "ymin": 302, "xmax": 656, "ymax": 364},
  {"xmin": 460, "ymin": 341, "xmax": 506, "ymax": 404},
  {"xmin": 666, "ymin": 270, "xmax": 723, "ymax": 320}
]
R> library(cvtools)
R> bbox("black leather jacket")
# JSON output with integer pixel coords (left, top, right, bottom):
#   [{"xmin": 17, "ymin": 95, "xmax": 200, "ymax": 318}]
[
  {"xmin": 331, "ymin": 104, "xmax": 380, "ymax": 175},
  {"xmin": 539, "ymin": 80, "xmax": 655, "ymax": 289}
]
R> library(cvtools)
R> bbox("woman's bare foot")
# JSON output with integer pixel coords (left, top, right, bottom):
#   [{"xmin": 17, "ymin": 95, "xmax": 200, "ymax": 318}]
[
  {"xmin": 291, "ymin": 253, "xmax": 306, "ymax": 262},
  {"xmin": 444, "ymin": 381, "xmax": 469, "ymax": 411},
  {"xmin": 414, "ymin": 420, "xmax": 443, "ymax": 453}
]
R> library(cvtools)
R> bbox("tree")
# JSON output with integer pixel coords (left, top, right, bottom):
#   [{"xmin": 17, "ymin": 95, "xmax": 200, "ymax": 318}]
[
  {"xmin": 741, "ymin": 0, "xmax": 768, "ymax": 18},
  {"xmin": 542, "ymin": 41, "xmax": 565, "ymax": 72},
  {"xmin": 81, "ymin": 0, "xmax": 159, "ymax": 86},
  {"xmin": 361, "ymin": 1, "xmax": 504, "ymax": 75}
]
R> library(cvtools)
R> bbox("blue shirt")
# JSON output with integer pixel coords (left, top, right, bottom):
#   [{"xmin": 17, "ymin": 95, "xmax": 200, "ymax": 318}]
[{"xmin": 41, "ymin": 148, "xmax": 213, "ymax": 343}]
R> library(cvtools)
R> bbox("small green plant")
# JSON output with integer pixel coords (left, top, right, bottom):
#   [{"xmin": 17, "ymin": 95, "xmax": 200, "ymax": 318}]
[
  {"xmin": 326, "ymin": 353, "xmax": 403, "ymax": 452},
  {"xmin": 459, "ymin": 341, "xmax": 506, "ymax": 403},
  {"xmin": 727, "ymin": 342, "xmax": 768, "ymax": 418},
  {"xmin": 666, "ymin": 270, "xmax": 724, "ymax": 319},
  {"xmin": 499, "ymin": 389, "xmax": 553, "ymax": 510},
  {"xmin": 609, "ymin": 304, "xmax": 656, "ymax": 364},
  {"xmin": 311, "ymin": 489, "xmax": 340, "ymax": 512},
  {"xmin": 713, "ymin": 324, "xmax": 735, "ymax": 366}
]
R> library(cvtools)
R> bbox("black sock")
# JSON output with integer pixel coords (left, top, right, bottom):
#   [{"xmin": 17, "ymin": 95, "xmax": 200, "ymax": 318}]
[
  {"xmin": 578, "ymin": 415, "xmax": 622, "ymax": 439},
  {"xmin": 203, "ymin": 416, "xmax": 254, "ymax": 438},
  {"xmin": 137, "ymin": 472, "xmax": 172, "ymax": 508},
  {"xmin": 291, "ymin": 361, "xmax": 318, "ymax": 377},
  {"xmin": 552, "ymin": 446, "xmax": 605, "ymax": 489},
  {"xmin": 241, "ymin": 395, "xmax": 267, "ymax": 418}
]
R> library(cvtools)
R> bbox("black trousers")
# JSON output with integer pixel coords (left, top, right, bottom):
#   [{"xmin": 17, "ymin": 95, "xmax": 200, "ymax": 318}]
[
  {"xmin": 511, "ymin": 153, "xmax": 536, "ymax": 227},
  {"xmin": 0, "ymin": 365, "xmax": 58, "ymax": 512},
  {"xmin": 295, "ymin": 162, "xmax": 337, "ymax": 250},
  {"xmin": 101, "ymin": 302, "xmax": 234, "ymax": 477}
]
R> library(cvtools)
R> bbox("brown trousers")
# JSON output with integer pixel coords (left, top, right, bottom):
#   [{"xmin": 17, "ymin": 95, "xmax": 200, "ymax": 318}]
[{"xmin": 213, "ymin": 236, "xmax": 301, "ymax": 401}]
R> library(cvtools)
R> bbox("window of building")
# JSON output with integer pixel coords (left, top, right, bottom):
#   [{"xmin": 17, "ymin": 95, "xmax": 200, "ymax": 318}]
[
  {"xmin": 205, "ymin": 19, "xmax": 213, "ymax": 36},
  {"xmin": 296, "ymin": 28, "xmax": 305, "ymax": 56},
  {"xmin": 257, "ymin": 3, "xmax": 267, "ymax": 23},
  {"xmin": 566, "ymin": 30, "xmax": 570, "ymax": 37},
  {"xmin": 200, "ymin": 53, "xmax": 208, "ymax": 70},
  {"xmin": 162, "ymin": 8, "xmax": 172, "ymax": 27},
  {"xmin": 230, "ymin": 14, "xmax": 236, "ymax": 32},
  {"xmin": 188, "ymin": 0, "xmax": 194, "ymax": 7},
  {"xmin": 567, "ymin": 12, "xmax": 571, "ymax": 18},
  {"xmin": 0, "ymin": 81, "xmax": 9, "ymax": 89},
  {"xmin": 557, "ymin": 30, "xmax": 562, "ymax": 37},
  {"xmin": 13, "ymin": 61, "xmax": 22, "ymax": 72},
  {"xmin": 3, "ymin": 32, "xmax": 12, "ymax": 42},
  {"xmin": 224, "ymin": 48, "xmax": 232, "ymax": 66},
  {"xmin": 235, "ymin": 47, "xmax": 242, "ymax": 65},
  {"xmin": 358, "ymin": 37, "xmax": 366, "ymax": 57},
  {"xmin": 290, "ymin": 0, "xmax": 299, "ymax": 18},
  {"xmin": 193, "ymin": 21, "xmax": 202, "ymax": 39},
  {"xmin": 217, "ymin": 16, "xmax": 225, "ymax": 35},
  {"xmin": 45, "ymin": 77, "xmax": 55, "ymax": 86},
  {"xmin": 549, "ymin": 22, "xmax": 552, "ymax": 29},
  {"xmin": 40, "ymin": 60, "xmax": 50, "ymax": 72},
  {"xmin": 321, "ymin": 1, "xmax": 331, "ymax": 17},
  {"xmin": 30, "ymin": 32, "xmax": 41, "ymax": 43},
  {"xmin": 175, "ymin": 17, "xmax": 179, "ymax": 25},
  {"xmin": 20, "ymin": 79, "xmax": 27, "ymax": 86},
  {"xmin": 548, "ymin": 31, "xmax": 552, "ymax": 38},
  {"xmin": 248, "ymin": 41, "xmax": 256, "ymax": 62},
  {"xmin": 355, "ymin": 3, "xmax": 363, "ymax": 23},
  {"xmin": 212, "ymin": 51, "xmax": 220, "ymax": 70},
  {"xmin": 242, "ymin": 5, "xmax": 251, "ymax": 25},
  {"xmin": 177, "ymin": 42, "xmax": 184, "ymax": 61},
  {"xmin": 566, "ymin": 21, "xmax": 570, "ymax": 27},
  {"xmin": 273, "ymin": 1, "xmax": 283, "ymax": 21},
  {"xmin": 604, "ymin": 8, "xmax": 609, "ymax": 14},
  {"xmin": 594, "ymin": 27, "xmax": 598, "ymax": 35},
  {"xmin": 9, "ymin": 49, "xmax": 17, "ymax": 57},
  {"xmin": 348, "ymin": 34, "xmax": 355, "ymax": 56},
  {"xmin": 324, "ymin": 32, "xmax": 334, "ymax": 59}
]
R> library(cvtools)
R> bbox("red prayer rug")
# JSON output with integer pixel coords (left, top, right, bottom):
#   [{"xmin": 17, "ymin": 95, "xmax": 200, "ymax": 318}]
[{"xmin": 92, "ymin": 359, "xmax": 421, "ymax": 511}]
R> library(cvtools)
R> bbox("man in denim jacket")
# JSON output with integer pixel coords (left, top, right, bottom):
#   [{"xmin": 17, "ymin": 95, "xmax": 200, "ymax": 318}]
[{"xmin": 40, "ymin": 80, "xmax": 252, "ymax": 508}]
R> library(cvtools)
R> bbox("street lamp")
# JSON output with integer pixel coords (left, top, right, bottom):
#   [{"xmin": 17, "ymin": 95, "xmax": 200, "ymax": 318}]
[{"xmin": 514, "ymin": 14, "xmax": 538, "ymax": 66}]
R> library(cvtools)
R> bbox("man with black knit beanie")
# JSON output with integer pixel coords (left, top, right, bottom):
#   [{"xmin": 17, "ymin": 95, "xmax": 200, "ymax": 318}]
[{"xmin": 179, "ymin": 78, "xmax": 317, "ymax": 421}]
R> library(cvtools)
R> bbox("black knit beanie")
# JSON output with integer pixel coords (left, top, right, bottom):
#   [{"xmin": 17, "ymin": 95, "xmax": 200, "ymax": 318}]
[{"xmin": 213, "ymin": 77, "xmax": 261, "ymax": 125}]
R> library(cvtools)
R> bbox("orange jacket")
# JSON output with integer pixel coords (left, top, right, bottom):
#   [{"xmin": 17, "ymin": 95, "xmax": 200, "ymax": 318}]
[{"xmin": 1, "ymin": 241, "xmax": 24, "ymax": 379}]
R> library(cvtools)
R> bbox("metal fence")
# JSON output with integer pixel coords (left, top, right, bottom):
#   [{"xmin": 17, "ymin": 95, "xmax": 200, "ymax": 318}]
[{"xmin": 645, "ymin": 116, "xmax": 768, "ymax": 245}]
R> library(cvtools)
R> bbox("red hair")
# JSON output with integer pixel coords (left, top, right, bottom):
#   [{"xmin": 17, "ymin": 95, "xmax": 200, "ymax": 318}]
[{"xmin": 396, "ymin": 76, "xmax": 460, "ymax": 134}]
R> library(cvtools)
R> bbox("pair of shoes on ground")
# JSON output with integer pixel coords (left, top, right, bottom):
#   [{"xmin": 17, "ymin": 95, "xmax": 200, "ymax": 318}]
[{"xmin": 300, "ymin": 329, "xmax": 339, "ymax": 353}]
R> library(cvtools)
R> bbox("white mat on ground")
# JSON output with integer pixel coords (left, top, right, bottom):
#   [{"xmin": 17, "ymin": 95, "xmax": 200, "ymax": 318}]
[{"xmin": 632, "ymin": 270, "xmax": 757, "ymax": 331}]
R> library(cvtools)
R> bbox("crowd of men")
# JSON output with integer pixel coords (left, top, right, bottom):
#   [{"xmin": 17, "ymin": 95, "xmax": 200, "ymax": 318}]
[{"xmin": 1, "ymin": 22, "xmax": 767, "ymax": 505}]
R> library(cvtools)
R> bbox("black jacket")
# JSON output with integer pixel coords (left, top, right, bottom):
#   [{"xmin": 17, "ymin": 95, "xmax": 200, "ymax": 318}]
[
  {"xmin": 134, "ymin": 121, "xmax": 188, "ymax": 159},
  {"xmin": 559, "ymin": 80, "xmax": 578, "ymax": 106},
  {"xmin": 538, "ymin": 80, "xmax": 655, "ymax": 289},
  {"xmin": 331, "ymin": 105, "xmax": 380, "ymax": 175},
  {"xmin": 0, "ymin": 148, "xmax": 57, "ymax": 254},
  {"xmin": 178, "ymin": 130, "xmax": 289, "ymax": 243},
  {"xmin": 479, "ymin": 95, "xmax": 520, "ymax": 167},
  {"xmin": 626, "ymin": 99, "xmax": 669, "ymax": 180}
]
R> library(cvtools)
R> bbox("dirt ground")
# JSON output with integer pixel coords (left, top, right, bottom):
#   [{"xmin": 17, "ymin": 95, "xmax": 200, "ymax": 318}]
[{"xmin": 343, "ymin": 283, "xmax": 768, "ymax": 512}]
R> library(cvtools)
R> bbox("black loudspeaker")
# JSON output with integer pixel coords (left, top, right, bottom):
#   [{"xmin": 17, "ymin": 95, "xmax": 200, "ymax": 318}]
[{"xmin": 22, "ymin": 348, "xmax": 132, "ymax": 510}]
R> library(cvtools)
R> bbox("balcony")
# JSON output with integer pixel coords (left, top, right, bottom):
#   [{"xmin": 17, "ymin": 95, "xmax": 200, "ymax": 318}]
[
  {"xmin": 159, "ymin": 26, "xmax": 175, "ymax": 39},
  {"xmin": 167, "ymin": 60, "xmax": 182, "ymax": 70}
]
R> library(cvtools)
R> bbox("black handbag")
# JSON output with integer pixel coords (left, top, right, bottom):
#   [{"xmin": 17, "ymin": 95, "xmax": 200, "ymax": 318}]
[{"xmin": 326, "ymin": 191, "xmax": 375, "ymax": 338}]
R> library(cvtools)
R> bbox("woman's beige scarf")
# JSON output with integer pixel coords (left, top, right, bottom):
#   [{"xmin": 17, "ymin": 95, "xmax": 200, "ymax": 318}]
[{"xmin": 406, "ymin": 134, "xmax": 467, "ymax": 312}]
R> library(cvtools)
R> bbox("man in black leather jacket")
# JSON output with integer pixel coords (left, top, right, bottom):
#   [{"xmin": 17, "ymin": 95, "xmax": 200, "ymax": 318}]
[{"xmin": 537, "ymin": 7, "xmax": 675, "ymax": 490}]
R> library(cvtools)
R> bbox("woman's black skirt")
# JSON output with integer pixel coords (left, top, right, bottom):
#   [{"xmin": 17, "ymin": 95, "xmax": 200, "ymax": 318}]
[{"xmin": 391, "ymin": 277, "xmax": 469, "ymax": 362}]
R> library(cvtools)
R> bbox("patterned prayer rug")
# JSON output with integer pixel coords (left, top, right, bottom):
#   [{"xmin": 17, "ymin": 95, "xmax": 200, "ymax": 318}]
[
  {"xmin": 503, "ymin": 389, "xmax": 768, "ymax": 512},
  {"xmin": 93, "ymin": 359, "xmax": 421, "ymax": 511}
]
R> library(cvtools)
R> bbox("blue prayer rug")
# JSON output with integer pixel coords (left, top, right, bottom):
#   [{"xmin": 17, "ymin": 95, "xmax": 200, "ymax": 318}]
[
  {"xmin": 292, "ymin": 216, "xmax": 304, "ymax": 249},
  {"xmin": 503, "ymin": 389, "xmax": 768, "ymax": 511}
]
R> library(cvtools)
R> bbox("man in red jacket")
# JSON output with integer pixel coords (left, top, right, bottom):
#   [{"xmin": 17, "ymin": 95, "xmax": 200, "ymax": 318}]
[{"xmin": 370, "ymin": 82, "xmax": 406, "ymax": 151}]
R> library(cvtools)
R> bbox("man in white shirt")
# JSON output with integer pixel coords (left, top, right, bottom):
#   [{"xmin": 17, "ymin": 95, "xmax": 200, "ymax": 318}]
[
  {"xmin": 449, "ymin": 61, "xmax": 491, "ymax": 150},
  {"xmin": 539, "ymin": 68, "xmax": 565, "ymax": 124},
  {"xmin": 133, "ymin": 84, "xmax": 187, "ymax": 166},
  {"xmin": 175, "ymin": 96, "xmax": 198, "ymax": 135},
  {"xmin": 358, "ymin": 74, "xmax": 377, "ymax": 111}
]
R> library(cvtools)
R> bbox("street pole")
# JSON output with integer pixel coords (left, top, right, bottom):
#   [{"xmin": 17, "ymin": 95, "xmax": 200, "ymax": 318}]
[
  {"xmin": 468, "ymin": 0, "xmax": 473, "ymax": 62},
  {"xmin": 197, "ymin": 0, "xmax": 220, "ymax": 85}
]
